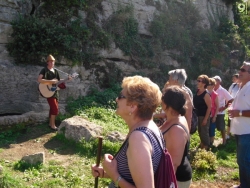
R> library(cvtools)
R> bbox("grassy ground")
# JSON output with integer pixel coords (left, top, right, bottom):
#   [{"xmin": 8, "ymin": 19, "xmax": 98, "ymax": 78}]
[{"xmin": 0, "ymin": 122, "xmax": 239, "ymax": 188}]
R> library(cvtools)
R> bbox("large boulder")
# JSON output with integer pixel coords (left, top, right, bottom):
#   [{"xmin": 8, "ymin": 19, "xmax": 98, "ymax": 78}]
[{"xmin": 58, "ymin": 116, "xmax": 103, "ymax": 142}]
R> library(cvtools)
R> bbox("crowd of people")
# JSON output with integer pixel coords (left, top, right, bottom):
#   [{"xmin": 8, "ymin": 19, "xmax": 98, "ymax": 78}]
[
  {"xmin": 90, "ymin": 61, "xmax": 250, "ymax": 188},
  {"xmin": 38, "ymin": 55, "xmax": 249, "ymax": 188}
]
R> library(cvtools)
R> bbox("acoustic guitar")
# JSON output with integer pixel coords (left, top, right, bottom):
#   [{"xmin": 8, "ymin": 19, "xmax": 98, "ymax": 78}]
[{"xmin": 39, "ymin": 72, "xmax": 79, "ymax": 98}]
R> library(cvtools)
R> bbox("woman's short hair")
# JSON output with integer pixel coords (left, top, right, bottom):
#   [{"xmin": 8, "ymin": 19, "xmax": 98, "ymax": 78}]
[
  {"xmin": 198, "ymin": 74, "xmax": 209, "ymax": 88},
  {"xmin": 168, "ymin": 69, "xmax": 187, "ymax": 86},
  {"xmin": 209, "ymin": 78, "xmax": 216, "ymax": 86},
  {"xmin": 122, "ymin": 76, "xmax": 162, "ymax": 119},
  {"xmin": 162, "ymin": 86, "xmax": 186, "ymax": 116}
]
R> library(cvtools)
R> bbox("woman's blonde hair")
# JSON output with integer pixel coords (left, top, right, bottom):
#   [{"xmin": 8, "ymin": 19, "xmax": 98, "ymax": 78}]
[
  {"xmin": 122, "ymin": 76, "xmax": 161, "ymax": 119},
  {"xmin": 209, "ymin": 78, "xmax": 216, "ymax": 86}
]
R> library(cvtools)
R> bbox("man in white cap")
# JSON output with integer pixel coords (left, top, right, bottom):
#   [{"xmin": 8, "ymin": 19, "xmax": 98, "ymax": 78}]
[
  {"xmin": 213, "ymin": 75, "xmax": 233, "ymax": 145},
  {"xmin": 228, "ymin": 61, "xmax": 250, "ymax": 188}
]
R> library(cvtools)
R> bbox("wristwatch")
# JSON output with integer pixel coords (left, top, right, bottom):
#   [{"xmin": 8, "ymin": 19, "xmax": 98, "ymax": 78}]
[{"xmin": 239, "ymin": 111, "xmax": 242, "ymax": 117}]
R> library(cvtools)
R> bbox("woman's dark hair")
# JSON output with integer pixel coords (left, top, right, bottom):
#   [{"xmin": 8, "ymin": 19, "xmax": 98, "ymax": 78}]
[{"xmin": 162, "ymin": 86, "xmax": 186, "ymax": 116}]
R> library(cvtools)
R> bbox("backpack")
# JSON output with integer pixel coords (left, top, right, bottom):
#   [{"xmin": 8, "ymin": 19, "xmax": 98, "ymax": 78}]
[
  {"xmin": 147, "ymin": 129, "xmax": 177, "ymax": 188},
  {"xmin": 190, "ymin": 108, "xmax": 198, "ymax": 134}
]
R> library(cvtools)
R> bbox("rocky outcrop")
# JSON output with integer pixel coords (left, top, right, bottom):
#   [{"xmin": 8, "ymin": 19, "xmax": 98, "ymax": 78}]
[
  {"xmin": 0, "ymin": 0, "xmax": 234, "ymax": 126},
  {"xmin": 0, "ymin": 111, "xmax": 48, "ymax": 130},
  {"xmin": 58, "ymin": 116, "xmax": 126, "ymax": 142},
  {"xmin": 58, "ymin": 116, "xmax": 103, "ymax": 142}
]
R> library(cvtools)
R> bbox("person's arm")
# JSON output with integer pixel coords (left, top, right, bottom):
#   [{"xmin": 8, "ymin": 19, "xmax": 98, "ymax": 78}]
[
  {"xmin": 228, "ymin": 110, "xmax": 250, "ymax": 118},
  {"xmin": 203, "ymin": 93, "xmax": 211, "ymax": 126},
  {"xmin": 212, "ymin": 96, "xmax": 219, "ymax": 123},
  {"xmin": 126, "ymin": 131, "xmax": 155, "ymax": 188},
  {"xmin": 37, "ymin": 74, "xmax": 58, "ymax": 84},
  {"xmin": 164, "ymin": 126, "xmax": 187, "ymax": 172},
  {"xmin": 102, "ymin": 131, "xmax": 154, "ymax": 188},
  {"xmin": 184, "ymin": 92, "xmax": 192, "ymax": 131},
  {"xmin": 102, "ymin": 153, "xmax": 137, "ymax": 188},
  {"xmin": 219, "ymin": 90, "xmax": 234, "ymax": 112}
]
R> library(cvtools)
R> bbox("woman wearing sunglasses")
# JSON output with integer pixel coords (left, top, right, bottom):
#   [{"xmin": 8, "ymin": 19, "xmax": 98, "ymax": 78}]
[
  {"xmin": 193, "ymin": 75, "xmax": 211, "ymax": 150},
  {"xmin": 91, "ymin": 76, "xmax": 164, "ymax": 188}
]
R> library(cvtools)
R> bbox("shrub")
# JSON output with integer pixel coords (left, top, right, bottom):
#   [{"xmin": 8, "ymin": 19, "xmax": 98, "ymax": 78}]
[
  {"xmin": 7, "ymin": 1, "xmax": 109, "ymax": 65},
  {"xmin": 192, "ymin": 149, "xmax": 217, "ymax": 179}
]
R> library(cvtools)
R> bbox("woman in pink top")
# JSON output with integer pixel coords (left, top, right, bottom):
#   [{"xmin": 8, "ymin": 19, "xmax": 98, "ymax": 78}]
[{"xmin": 207, "ymin": 78, "xmax": 219, "ymax": 145}]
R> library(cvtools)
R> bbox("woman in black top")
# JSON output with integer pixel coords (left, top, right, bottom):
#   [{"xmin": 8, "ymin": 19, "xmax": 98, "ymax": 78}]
[
  {"xmin": 160, "ymin": 86, "xmax": 192, "ymax": 188},
  {"xmin": 193, "ymin": 75, "xmax": 211, "ymax": 150}
]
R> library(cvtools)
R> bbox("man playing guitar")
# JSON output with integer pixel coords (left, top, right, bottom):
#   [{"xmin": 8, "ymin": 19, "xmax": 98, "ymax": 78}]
[{"xmin": 37, "ymin": 54, "xmax": 72, "ymax": 131}]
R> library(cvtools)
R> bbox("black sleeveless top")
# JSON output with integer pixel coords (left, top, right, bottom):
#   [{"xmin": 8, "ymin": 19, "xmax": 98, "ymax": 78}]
[
  {"xmin": 162, "ymin": 124, "xmax": 192, "ymax": 182},
  {"xmin": 193, "ymin": 90, "xmax": 208, "ymax": 116}
]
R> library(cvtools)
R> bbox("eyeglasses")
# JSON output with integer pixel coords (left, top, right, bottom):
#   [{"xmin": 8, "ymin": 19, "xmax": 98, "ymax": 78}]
[
  {"xmin": 117, "ymin": 93, "xmax": 126, "ymax": 100},
  {"xmin": 239, "ymin": 68, "xmax": 249, "ymax": 73},
  {"xmin": 197, "ymin": 80, "xmax": 202, "ymax": 83}
]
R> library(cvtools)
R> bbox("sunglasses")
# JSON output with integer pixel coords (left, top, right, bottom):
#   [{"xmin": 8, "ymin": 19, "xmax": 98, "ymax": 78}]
[
  {"xmin": 208, "ymin": 83, "xmax": 213, "ymax": 86},
  {"xmin": 197, "ymin": 80, "xmax": 202, "ymax": 83},
  {"xmin": 117, "ymin": 93, "xmax": 126, "ymax": 100},
  {"xmin": 239, "ymin": 68, "xmax": 249, "ymax": 73}
]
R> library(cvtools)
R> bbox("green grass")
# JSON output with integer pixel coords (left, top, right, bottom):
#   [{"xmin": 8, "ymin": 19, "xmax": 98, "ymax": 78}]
[
  {"xmin": 0, "ymin": 89, "xmax": 239, "ymax": 187},
  {"xmin": 0, "ymin": 114, "xmax": 239, "ymax": 187}
]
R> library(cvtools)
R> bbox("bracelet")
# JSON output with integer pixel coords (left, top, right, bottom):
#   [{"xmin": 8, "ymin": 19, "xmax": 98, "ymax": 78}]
[{"xmin": 115, "ymin": 176, "xmax": 122, "ymax": 187}]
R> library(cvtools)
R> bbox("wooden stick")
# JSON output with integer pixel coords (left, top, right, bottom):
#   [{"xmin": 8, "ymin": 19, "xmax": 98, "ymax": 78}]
[{"xmin": 94, "ymin": 136, "xmax": 103, "ymax": 188}]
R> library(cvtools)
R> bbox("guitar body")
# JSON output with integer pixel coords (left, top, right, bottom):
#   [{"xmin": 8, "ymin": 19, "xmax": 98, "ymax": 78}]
[
  {"xmin": 38, "ymin": 72, "xmax": 79, "ymax": 98},
  {"xmin": 39, "ymin": 84, "xmax": 60, "ymax": 98}
]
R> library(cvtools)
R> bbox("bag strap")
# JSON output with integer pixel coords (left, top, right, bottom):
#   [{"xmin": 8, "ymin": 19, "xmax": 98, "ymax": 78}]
[{"xmin": 142, "ymin": 128, "xmax": 165, "ymax": 151}]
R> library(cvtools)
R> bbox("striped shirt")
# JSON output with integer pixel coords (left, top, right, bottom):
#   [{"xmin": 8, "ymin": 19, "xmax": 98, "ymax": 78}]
[{"xmin": 109, "ymin": 127, "xmax": 163, "ymax": 188}]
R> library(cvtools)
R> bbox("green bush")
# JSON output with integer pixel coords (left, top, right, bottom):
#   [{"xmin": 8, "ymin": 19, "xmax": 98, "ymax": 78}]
[
  {"xmin": 192, "ymin": 149, "xmax": 217, "ymax": 179},
  {"xmin": 7, "ymin": 1, "xmax": 109, "ymax": 65},
  {"xmin": 66, "ymin": 84, "xmax": 121, "ymax": 115}
]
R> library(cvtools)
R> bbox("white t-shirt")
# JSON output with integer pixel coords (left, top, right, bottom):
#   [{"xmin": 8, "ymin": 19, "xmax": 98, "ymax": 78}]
[
  {"xmin": 230, "ymin": 81, "xmax": 250, "ymax": 135},
  {"xmin": 228, "ymin": 83, "xmax": 240, "ymax": 98},
  {"xmin": 215, "ymin": 85, "xmax": 233, "ymax": 114}
]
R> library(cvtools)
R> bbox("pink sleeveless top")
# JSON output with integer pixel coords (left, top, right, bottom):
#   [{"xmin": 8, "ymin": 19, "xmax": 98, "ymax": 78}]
[{"xmin": 210, "ymin": 90, "xmax": 218, "ymax": 117}]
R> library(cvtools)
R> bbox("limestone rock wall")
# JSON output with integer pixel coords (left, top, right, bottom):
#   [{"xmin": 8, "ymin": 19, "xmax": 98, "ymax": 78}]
[{"xmin": 0, "ymin": 0, "xmax": 233, "ymax": 124}]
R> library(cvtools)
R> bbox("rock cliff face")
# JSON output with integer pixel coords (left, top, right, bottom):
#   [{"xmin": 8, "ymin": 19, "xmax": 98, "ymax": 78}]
[{"xmin": 0, "ymin": 0, "xmax": 233, "ymax": 124}]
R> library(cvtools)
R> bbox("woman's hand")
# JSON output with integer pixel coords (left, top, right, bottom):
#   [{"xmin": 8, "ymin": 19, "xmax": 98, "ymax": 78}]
[
  {"xmin": 212, "ymin": 116, "xmax": 216, "ymax": 123},
  {"xmin": 202, "ymin": 119, "xmax": 207, "ymax": 126},
  {"xmin": 228, "ymin": 109, "xmax": 240, "ymax": 118},
  {"xmin": 102, "ymin": 154, "xmax": 119, "ymax": 182},
  {"xmin": 91, "ymin": 164, "xmax": 104, "ymax": 178}
]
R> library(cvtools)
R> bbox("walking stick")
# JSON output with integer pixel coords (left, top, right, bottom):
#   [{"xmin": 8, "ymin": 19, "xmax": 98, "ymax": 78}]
[{"xmin": 94, "ymin": 136, "xmax": 103, "ymax": 188}]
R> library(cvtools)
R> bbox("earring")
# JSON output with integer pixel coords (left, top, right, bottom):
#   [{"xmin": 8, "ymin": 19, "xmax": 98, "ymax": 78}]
[{"xmin": 129, "ymin": 112, "xmax": 132, "ymax": 116}]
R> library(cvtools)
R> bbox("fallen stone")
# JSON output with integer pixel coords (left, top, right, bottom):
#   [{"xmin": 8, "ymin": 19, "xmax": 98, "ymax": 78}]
[{"xmin": 21, "ymin": 152, "xmax": 45, "ymax": 165}]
